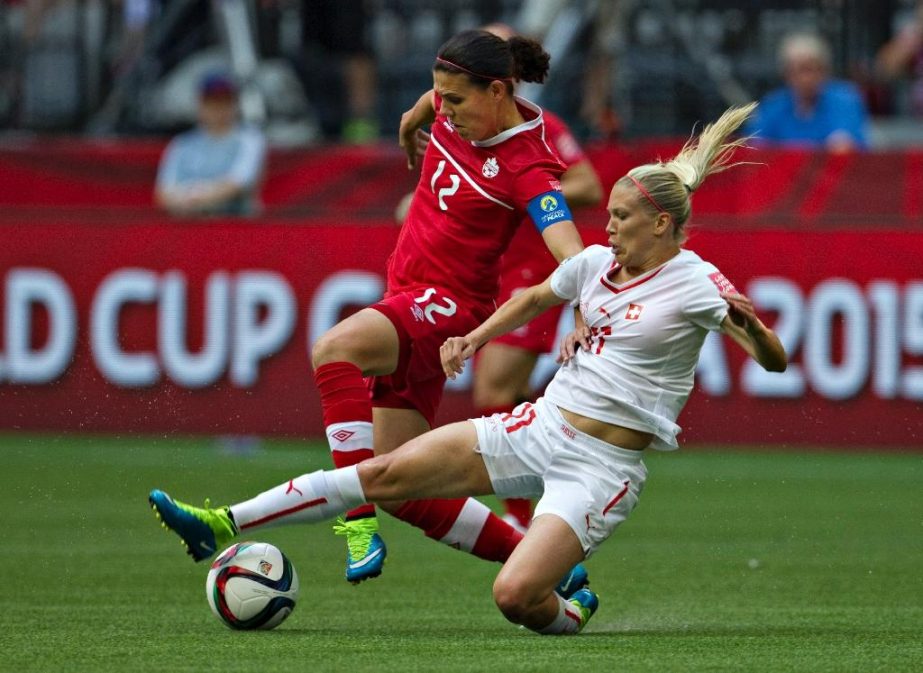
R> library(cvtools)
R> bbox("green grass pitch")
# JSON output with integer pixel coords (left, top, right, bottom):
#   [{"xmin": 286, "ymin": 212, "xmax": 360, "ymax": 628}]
[{"xmin": 2, "ymin": 433, "xmax": 921, "ymax": 673}]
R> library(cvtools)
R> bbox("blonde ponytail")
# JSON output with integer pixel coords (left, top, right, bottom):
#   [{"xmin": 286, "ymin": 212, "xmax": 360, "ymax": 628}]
[{"xmin": 622, "ymin": 102, "xmax": 758, "ymax": 240}]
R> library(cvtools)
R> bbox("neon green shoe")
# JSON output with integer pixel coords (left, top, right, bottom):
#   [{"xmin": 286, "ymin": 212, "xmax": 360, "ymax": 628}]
[
  {"xmin": 149, "ymin": 489, "xmax": 238, "ymax": 562},
  {"xmin": 567, "ymin": 589, "xmax": 599, "ymax": 632},
  {"xmin": 333, "ymin": 516, "xmax": 387, "ymax": 584}
]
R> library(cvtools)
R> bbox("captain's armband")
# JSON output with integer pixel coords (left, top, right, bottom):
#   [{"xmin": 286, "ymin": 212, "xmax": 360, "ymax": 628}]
[{"xmin": 527, "ymin": 191, "xmax": 573, "ymax": 232}]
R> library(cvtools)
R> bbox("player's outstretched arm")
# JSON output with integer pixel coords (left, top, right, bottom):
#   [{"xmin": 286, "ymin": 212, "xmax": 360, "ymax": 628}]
[
  {"xmin": 720, "ymin": 292, "xmax": 787, "ymax": 372},
  {"xmin": 441, "ymin": 277, "xmax": 566, "ymax": 379},
  {"xmin": 399, "ymin": 90, "xmax": 437, "ymax": 170}
]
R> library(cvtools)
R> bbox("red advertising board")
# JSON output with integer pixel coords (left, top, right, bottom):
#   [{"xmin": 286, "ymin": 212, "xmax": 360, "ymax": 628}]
[
  {"xmin": 1, "ymin": 219, "xmax": 921, "ymax": 447},
  {"xmin": 0, "ymin": 142, "xmax": 921, "ymax": 447}
]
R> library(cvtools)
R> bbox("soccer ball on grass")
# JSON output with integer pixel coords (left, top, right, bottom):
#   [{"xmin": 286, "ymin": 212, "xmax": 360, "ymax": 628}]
[{"xmin": 205, "ymin": 541, "xmax": 299, "ymax": 630}]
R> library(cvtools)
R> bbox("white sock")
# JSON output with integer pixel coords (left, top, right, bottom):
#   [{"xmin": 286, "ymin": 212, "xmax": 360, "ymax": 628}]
[
  {"xmin": 230, "ymin": 467, "xmax": 366, "ymax": 531},
  {"xmin": 536, "ymin": 594, "xmax": 584, "ymax": 635},
  {"xmin": 438, "ymin": 497, "xmax": 491, "ymax": 552}
]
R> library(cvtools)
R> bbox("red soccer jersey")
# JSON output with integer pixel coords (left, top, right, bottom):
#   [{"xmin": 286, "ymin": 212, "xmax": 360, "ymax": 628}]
[{"xmin": 387, "ymin": 94, "xmax": 567, "ymax": 309}]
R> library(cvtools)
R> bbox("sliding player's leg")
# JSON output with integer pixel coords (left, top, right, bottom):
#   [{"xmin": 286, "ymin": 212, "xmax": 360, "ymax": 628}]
[
  {"xmin": 492, "ymin": 514, "xmax": 596, "ymax": 634},
  {"xmin": 149, "ymin": 421, "xmax": 493, "ymax": 562},
  {"xmin": 372, "ymin": 407, "xmax": 524, "ymax": 566}
]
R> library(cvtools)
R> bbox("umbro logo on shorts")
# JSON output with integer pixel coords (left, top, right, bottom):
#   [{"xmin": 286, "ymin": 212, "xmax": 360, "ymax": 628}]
[{"xmin": 331, "ymin": 430, "xmax": 356, "ymax": 443}]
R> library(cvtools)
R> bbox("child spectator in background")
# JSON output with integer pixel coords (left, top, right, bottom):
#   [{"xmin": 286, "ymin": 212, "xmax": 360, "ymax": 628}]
[{"xmin": 155, "ymin": 71, "xmax": 267, "ymax": 217}]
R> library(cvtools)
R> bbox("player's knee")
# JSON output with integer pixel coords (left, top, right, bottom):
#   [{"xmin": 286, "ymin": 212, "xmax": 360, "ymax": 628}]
[
  {"xmin": 492, "ymin": 574, "xmax": 542, "ymax": 623},
  {"xmin": 311, "ymin": 328, "xmax": 361, "ymax": 368},
  {"xmin": 311, "ymin": 332, "xmax": 338, "ymax": 367},
  {"xmin": 356, "ymin": 454, "xmax": 400, "ymax": 501}
]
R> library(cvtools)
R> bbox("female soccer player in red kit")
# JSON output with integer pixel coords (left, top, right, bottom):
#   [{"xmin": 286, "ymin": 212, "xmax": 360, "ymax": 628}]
[
  {"xmin": 309, "ymin": 30, "xmax": 585, "ymax": 582},
  {"xmin": 396, "ymin": 23, "xmax": 605, "ymax": 534}
]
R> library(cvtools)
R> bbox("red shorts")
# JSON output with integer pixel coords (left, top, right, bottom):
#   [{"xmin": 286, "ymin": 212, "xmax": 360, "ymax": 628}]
[
  {"xmin": 368, "ymin": 287, "xmax": 490, "ymax": 426},
  {"xmin": 493, "ymin": 244, "xmax": 564, "ymax": 354}
]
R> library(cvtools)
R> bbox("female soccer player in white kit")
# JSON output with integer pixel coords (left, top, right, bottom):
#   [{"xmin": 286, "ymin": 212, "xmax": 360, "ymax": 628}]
[{"xmin": 150, "ymin": 101, "xmax": 787, "ymax": 635}]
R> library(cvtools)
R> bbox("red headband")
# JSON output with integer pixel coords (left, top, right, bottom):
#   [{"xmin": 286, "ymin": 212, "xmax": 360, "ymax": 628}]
[
  {"xmin": 435, "ymin": 57, "xmax": 513, "ymax": 82},
  {"xmin": 628, "ymin": 175, "xmax": 667, "ymax": 215}
]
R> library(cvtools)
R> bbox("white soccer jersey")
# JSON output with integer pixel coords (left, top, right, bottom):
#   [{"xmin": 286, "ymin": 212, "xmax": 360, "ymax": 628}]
[{"xmin": 545, "ymin": 245, "xmax": 734, "ymax": 450}]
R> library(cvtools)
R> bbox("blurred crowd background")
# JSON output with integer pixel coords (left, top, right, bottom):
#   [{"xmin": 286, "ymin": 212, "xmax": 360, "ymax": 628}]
[{"xmin": 2, "ymin": 0, "xmax": 923, "ymax": 149}]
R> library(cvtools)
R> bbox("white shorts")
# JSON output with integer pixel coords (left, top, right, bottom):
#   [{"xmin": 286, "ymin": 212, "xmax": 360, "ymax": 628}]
[{"xmin": 471, "ymin": 397, "xmax": 647, "ymax": 556}]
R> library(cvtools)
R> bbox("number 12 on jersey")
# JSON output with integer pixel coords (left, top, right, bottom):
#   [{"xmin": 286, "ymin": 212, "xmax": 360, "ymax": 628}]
[
  {"xmin": 431, "ymin": 160, "xmax": 460, "ymax": 211},
  {"xmin": 414, "ymin": 287, "xmax": 458, "ymax": 324}
]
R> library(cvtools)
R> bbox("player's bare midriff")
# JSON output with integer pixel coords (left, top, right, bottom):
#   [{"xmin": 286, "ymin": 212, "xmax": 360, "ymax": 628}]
[{"xmin": 558, "ymin": 407, "xmax": 651, "ymax": 451}]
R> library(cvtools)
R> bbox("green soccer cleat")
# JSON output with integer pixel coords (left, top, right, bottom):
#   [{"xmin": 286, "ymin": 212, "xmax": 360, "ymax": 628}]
[
  {"xmin": 149, "ymin": 489, "xmax": 238, "ymax": 562},
  {"xmin": 567, "ymin": 588, "xmax": 599, "ymax": 632},
  {"xmin": 333, "ymin": 516, "xmax": 387, "ymax": 584}
]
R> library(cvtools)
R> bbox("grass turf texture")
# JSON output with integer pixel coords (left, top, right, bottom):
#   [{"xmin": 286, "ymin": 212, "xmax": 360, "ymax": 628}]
[{"xmin": 1, "ymin": 433, "xmax": 920, "ymax": 673}]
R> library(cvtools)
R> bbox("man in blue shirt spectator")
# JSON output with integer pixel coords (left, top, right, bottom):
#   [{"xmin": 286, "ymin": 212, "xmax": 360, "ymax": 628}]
[
  {"xmin": 746, "ymin": 32, "xmax": 870, "ymax": 152},
  {"xmin": 156, "ymin": 72, "xmax": 267, "ymax": 216}
]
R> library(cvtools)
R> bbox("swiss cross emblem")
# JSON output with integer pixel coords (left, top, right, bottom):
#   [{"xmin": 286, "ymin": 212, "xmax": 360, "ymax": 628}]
[
  {"xmin": 330, "ymin": 429, "xmax": 355, "ymax": 443},
  {"xmin": 482, "ymin": 157, "xmax": 499, "ymax": 178},
  {"xmin": 625, "ymin": 303, "xmax": 644, "ymax": 320}
]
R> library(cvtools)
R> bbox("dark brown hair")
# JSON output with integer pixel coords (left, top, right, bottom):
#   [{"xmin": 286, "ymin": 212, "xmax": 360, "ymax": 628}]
[{"xmin": 435, "ymin": 29, "xmax": 550, "ymax": 91}]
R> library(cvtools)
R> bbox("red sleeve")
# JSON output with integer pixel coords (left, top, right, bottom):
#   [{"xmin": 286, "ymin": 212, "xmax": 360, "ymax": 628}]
[
  {"xmin": 544, "ymin": 111, "xmax": 588, "ymax": 166},
  {"xmin": 511, "ymin": 162, "xmax": 566, "ymax": 212}
]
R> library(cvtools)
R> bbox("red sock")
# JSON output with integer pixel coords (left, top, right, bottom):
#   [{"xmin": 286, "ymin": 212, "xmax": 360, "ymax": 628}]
[
  {"xmin": 315, "ymin": 361, "xmax": 375, "ymax": 520},
  {"xmin": 471, "ymin": 508, "xmax": 525, "ymax": 562},
  {"xmin": 395, "ymin": 498, "xmax": 523, "ymax": 562},
  {"xmin": 502, "ymin": 498, "xmax": 533, "ymax": 529}
]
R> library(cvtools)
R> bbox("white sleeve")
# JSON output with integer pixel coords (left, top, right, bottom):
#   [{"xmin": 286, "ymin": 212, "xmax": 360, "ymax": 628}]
[
  {"xmin": 550, "ymin": 246, "xmax": 598, "ymax": 303},
  {"xmin": 683, "ymin": 265, "xmax": 732, "ymax": 331},
  {"xmin": 227, "ymin": 127, "xmax": 267, "ymax": 188}
]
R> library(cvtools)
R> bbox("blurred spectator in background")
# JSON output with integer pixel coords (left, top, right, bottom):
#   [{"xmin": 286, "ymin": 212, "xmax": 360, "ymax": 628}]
[
  {"xmin": 155, "ymin": 71, "xmax": 267, "ymax": 216},
  {"xmin": 876, "ymin": 1, "xmax": 923, "ymax": 117},
  {"xmin": 299, "ymin": 0, "xmax": 377, "ymax": 143},
  {"xmin": 746, "ymin": 32, "xmax": 869, "ymax": 153},
  {"xmin": 112, "ymin": 0, "xmax": 160, "ymax": 77},
  {"xmin": 576, "ymin": 3, "xmax": 622, "ymax": 141},
  {"xmin": 514, "ymin": 0, "xmax": 623, "ymax": 140}
]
